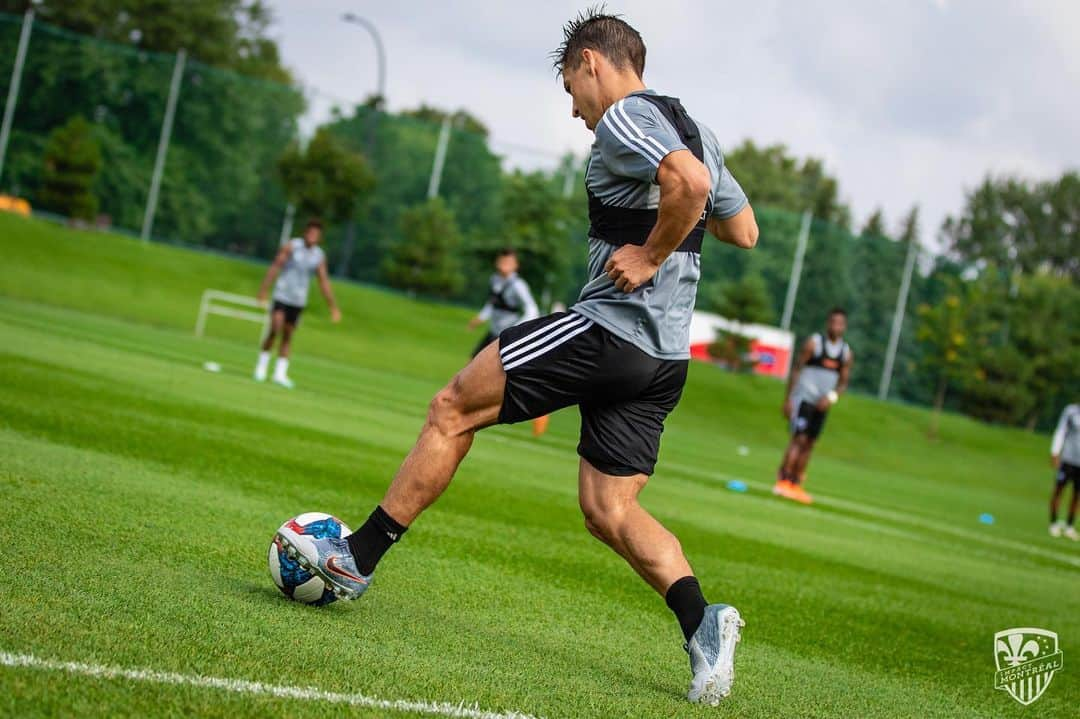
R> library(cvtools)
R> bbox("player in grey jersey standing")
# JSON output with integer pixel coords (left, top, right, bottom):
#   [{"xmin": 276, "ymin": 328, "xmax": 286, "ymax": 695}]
[
  {"xmin": 255, "ymin": 218, "xmax": 341, "ymax": 389},
  {"xmin": 279, "ymin": 9, "xmax": 758, "ymax": 705},
  {"xmin": 1049, "ymin": 403, "xmax": 1080, "ymax": 540}
]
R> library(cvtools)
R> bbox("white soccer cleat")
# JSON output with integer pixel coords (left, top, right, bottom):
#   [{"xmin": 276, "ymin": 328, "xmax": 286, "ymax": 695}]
[
  {"xmin": 1064, "ymin": 526, "xmax": 1079, "ymax": 542},
  {"xmin": 1049, "ymin": 522, "xmax": 1064, "ymax": 538},
  {"xmin": 686, "ymin": 604, "xmax": 744, "ymax": 705},
  {"xmin": 254, "ymin": 368, "xmax": 268, "ymax": 382},
  {"xmin": 272, "ymin": 375, "xmax": 295, "ymax": 389}
]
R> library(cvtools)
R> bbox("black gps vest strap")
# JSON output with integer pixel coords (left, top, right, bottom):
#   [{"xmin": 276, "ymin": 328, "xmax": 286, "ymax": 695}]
[
  {"xmin": 587, "ymin": 93, "xmax": 712, "ymax": 254},
  {"xmin": 806, "ymin": 333, "xmax": 849, "ymax": 372}
]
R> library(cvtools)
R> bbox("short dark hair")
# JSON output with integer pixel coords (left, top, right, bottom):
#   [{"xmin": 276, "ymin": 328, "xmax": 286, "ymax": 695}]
[
  {"xmin": 305, "ymin": 218, "xmax": 323, "ymax": 232},
  {"xmin": 551, "ymin": 5, "xmax": 646, "ymax": 77},
  {"xmin": 495, "ymin": 247, "xmax": 516, "ymax": 259},
  {"xmin": 828, "ymin": 307, "xmax": 847, "ymax": 318}
]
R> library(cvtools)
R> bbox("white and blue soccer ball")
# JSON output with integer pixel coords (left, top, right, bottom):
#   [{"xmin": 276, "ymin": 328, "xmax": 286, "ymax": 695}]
[{"xmin": 268, "ymin": 512, "xmax": 352, "ymax": 606}]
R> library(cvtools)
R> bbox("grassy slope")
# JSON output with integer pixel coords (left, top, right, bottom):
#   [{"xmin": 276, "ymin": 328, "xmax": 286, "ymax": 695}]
[{"xmin": 0, "ymin": 213, "xmax": 1077, "ymax": 718}]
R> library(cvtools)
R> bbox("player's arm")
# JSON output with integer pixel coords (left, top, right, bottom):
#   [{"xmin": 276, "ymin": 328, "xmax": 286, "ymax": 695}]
[
  {"xmin": 706, "ymin": 205, "xmax": 758, "ymax": 249},
  {"xmin": 606, "ymin": 149, "xmax": 711, "ymax": 292},
  {"xmin": 784, "ymin": 338, "xmax": 815, "ymax": 418},
  {"xmin": 257, "ymin": 244, "xmax": 293, "ymax": 304},
  {"xmin": 1051, "ymin": 409, "xmax": 1068, "ymax": 468},
  {"xmin": 468, "ymin": 301, "xmax": 493, "ymax": 330},
  {"xmin": 315, "ymin": 260, "xmax": 341, "ymax": 323},
  {"xmin": 515, "ymin": 280, "xmax": 540, "ymax": 323}
]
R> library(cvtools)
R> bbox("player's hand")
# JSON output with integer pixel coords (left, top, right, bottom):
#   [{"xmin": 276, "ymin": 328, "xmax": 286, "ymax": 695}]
[
  {"xmin": 467, "ymin": 317, "xmax": 483, "ymax": 330},
  {"xmin": 330, "ymin": 307, "xmax": 342, "ymax": 323},
  {"xmin": 1052, "ymin": 454, "xmax": 1061, "ymax": 469},
  {"xmin": 815, "ymin": 396, "xmax": 832, "ymax": 412},
  {"xmin": 605, "ymin": 245, "xmax": 661, "ymax": 293},
  {"xmin": 783, "ymin": 399, "xmax": 793, "ymax": 420},
  {"xmin": 256, "ymin": 291, "xmax": 268, "ymax": 307}
]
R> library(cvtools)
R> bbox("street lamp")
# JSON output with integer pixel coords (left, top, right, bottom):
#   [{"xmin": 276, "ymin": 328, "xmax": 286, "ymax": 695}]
[{"xmin": 337, "ymin": 12, "xmax": 387, "ymax": 278}]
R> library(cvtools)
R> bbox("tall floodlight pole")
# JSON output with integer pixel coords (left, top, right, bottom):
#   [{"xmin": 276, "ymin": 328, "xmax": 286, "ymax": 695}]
[
  {"xmin": 780, "ymin": 210, "xmax": 812, "ymax": 331},
  {"xmin": 878, "ymin": 236, "xmax": 919, "ymax": 400},
  {"xmin": 338, "ymin": 13, "xmax": 386, "ymax": 277},
  {"xmin": 427, "ymin": 115, "xmax": 453, "ymax": 199},
  {"xmin": 0, "ymin": 8, "xmax": 35, "ymax": 187},
  {"xmin": 141, "ymin": 48, "xmax": 186, "ymax": 242}
]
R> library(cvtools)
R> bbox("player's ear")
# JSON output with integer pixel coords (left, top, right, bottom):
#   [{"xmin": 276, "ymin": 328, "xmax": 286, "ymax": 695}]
[{"xmin": 582, "ymin": 48, "xmax": 598, "ymax": 77}]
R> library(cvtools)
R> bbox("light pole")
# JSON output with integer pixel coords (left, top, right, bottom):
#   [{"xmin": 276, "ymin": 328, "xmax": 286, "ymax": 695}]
[{"xmin": 337, "ymin": 13, "xmax": 386, "ymax": 277}]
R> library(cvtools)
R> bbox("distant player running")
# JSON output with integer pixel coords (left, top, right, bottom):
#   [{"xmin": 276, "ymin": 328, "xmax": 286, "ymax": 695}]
[
  {"xmin": 277, "ymin": 9, "xmax": 758, "ymax": 705},
  {"xmin": 467, "ymin": 248, "xmax": 548, "ymax": 435},
  {"xmin": 774, "ymin": 309, "xmax": 853, "ymax": 504},
  {"xmin": 1049, "ymin": 402, "xmax": 1080, "ymax": 540},
  {"xmin": 468, "ymin": 248, "xmax": 540, "ymax": 357},
  {"xmin": 254, "ymin": 219, "xmax": 341, "ymax": 388}
]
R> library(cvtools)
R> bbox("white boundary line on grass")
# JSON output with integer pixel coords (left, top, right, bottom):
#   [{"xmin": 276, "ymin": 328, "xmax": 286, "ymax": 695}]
[{"xmin": 0, "ymin": 651, "xmax": 542, "ymax": 719}]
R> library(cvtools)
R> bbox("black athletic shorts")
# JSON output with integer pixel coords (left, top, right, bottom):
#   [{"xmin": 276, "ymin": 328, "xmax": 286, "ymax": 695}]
[
  {"xmin": 1056, "ymin": 462, "xmax": 1080, "ymax": 490},
  {"xmin": 793, "ymin": 400, "xmax": 828, "ymax": 440},
  {"xmin": 472, "ymin": 332, "xmax": 497, "ymax": 358},
  {"xmin": 272, "ymin": 300, "xmax": 303, "ymax": 325},
  {"xmin": 496, "ymin": 312, "xmax": 688, "ymax": 477}
]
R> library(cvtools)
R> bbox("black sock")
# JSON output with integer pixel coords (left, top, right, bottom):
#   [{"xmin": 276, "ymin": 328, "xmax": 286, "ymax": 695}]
[
  {"xmin": 666, "ymin": 576, "xmax": 708, "ymax": 643},
  {"xmin": 346, "ymin": 506, "xmax": 407, "ymax": 575}
]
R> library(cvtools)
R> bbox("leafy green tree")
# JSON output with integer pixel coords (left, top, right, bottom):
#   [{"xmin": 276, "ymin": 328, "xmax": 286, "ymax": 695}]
[
  {"xmin": 38, "ymin": 116, "xmax": 101, "ymax": 220},
  {"xmin": 278, "ymin": 128, "xmax": 374, "ymax": 225},
  {"xmin": 715, "ymin": 274, "xmax": 772, "ymax": 325},
  {"xmin": 915, "ymin": 286, "xmax": 978, "ymax": 438},
  {"xmin": 1, "ymin": 0, "xmax": 290, "ymax": 82},
  {"xmin": 1008, "ymin": 274, "xmax": 1080, "ymax": 429},
  {"xmin": 382, "ymin": 198, "xmax": 465, "ymax": 298},
  {"xmin": 943, "ymin": 172, "xmax": 1080, "ymax": 282},
  {"xmin": 724, "ymin": 140, "xmax": 850, "ymax": 228}
]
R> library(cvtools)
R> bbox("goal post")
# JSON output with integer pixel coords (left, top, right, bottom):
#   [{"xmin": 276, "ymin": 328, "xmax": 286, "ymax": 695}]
[{"xmin": 195, "ymin": 289, "xmax": 269, "ymax": 340}]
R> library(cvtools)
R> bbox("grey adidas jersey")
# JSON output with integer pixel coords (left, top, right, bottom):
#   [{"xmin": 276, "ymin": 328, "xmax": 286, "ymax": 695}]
[
  {"xmin": 479, "ymin": 273, "xmax": 539, "ymax": 336},
  {"xmin": 1052, "ymin": 404, "xmax": 1080, "ymax": 466},
  {"xmin": 571, "ymin": 90, "xmax": 748, "ymax": 360},
  {"xmin": 793, "ymin": 333, "xmax": 852, "ymax": 404},
  {"xmin": 272, "ymin": 238, "xmax": 325, "ymax": 308}
]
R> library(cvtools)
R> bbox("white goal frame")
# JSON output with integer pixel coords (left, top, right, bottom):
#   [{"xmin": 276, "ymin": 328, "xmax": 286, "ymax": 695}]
[{"xmin": 194, "ymin": 289, "xmax": 269, "ymax": 340}]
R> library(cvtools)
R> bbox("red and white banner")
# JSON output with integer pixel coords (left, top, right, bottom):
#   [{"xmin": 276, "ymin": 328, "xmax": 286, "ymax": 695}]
[{"xmin": 688, "ymin": 310, "xmax": 795, "ymax": 379}]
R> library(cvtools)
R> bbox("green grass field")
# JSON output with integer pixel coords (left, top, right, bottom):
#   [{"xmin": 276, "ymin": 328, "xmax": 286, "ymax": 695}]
[{"xmin": 1, "ymin": 213, "xmax": 1077, "ymax": 718}]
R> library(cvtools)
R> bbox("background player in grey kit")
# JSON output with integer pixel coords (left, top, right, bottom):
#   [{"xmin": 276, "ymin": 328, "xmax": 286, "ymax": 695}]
[
  {"xmin": 468, "ymin": 248, "xmax": 539, "ymax": 357},
  {"xmin": 775, "ymin": 308, "xmax": 853, "ymax": 505},
  {"xmin": 278, "ymin": 8, "xmax": 759, "ymax": 706},
  {"xmin": 1049, "ymin": 403, "xmax": 1080, "ymax": 540},
  {"xmin": 468, "ymin": 248, "xmax": 548, "ymax": 436},
  {"xmin": 255, "ymin": 218, "xmax": 341, "ymax": 388}
]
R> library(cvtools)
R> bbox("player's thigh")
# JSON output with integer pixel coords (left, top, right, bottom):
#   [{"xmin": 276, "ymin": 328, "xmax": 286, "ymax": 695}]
[
  {"xmin": 578, "ymin": 360, "xmax": 688, "ymax": 478},
  {"xmin": 269, "ymin": 309, "xmax": 286, "ymax": 333},
  {"xmin": 435, "ymin": 340, "xmax": 507, "ymax": 432}
]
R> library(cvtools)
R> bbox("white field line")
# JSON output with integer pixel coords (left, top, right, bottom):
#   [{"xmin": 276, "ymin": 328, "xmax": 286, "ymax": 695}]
[
  {"xmin": 0, "ymin": 651, "xmax": 542, "ymax": 719},
  {"xmin": 484, "ymin": 434, "xmax": 1080, "ymax": 569}
]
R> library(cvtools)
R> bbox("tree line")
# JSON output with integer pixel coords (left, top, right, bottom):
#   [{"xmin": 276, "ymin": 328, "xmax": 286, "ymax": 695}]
[{"xmin": 0, "ymin": 1, "xmax": 1075, "ymax": 431}]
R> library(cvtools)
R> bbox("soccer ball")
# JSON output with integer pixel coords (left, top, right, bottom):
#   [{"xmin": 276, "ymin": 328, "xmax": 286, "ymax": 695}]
[{"xmin": 268, "ymin": 512, "xmax": 352, "ymax": 606}]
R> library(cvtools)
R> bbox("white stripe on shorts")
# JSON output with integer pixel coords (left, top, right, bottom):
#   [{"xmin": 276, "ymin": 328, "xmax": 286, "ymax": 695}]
[
  {"xmin": 499, "ymin": 313, "xmax": 587, "ymax": 363},
  {"xmin": 502, "ymin": 319, "xmax": 594, "ymax": 371}
]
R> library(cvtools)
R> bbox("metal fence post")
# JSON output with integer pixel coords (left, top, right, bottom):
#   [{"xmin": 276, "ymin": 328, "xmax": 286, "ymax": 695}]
[
  {"xmin": 780, "ymin": 210, "xmax": 812, "ymax": 331},
  {"xmin": 141, "ymin": 48, "xmax": 186, "ymax": 242},
  {"xmin": 0, "ymin": 8, "xmax": 35, "ymax": 187},
  {"xmin": 426, "ymin": 115, "xmax": 452, "ymax": 200},
  {"xmin": 878, "ymin": 236, "xmax": 919, "ymax": 400}
]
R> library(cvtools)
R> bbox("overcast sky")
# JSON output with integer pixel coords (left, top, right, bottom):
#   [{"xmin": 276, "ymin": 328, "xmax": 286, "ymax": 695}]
[{"xmin": 270, "ymin": 0, "xmax": 1080, "ymax": 246}]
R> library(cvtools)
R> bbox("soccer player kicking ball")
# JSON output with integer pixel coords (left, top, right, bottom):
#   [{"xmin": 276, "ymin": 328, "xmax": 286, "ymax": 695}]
[
  {"xmin": 254, "ymin": 218, "xmax": 341, "ymax": 388},
  {"xmin": 774, "ymin": 309, "xmax": 853, "ymax": 504},
  {"xmin": 279, "ymin": 9, "xmax": 758, "ymax": 705},
  {"xmin": 1049, "ymin": 402, "xmax": 1080, "ymax": 540},
  {"xmin": 468, "ymin": 248, "xmax": 549, "ymax": 436}
]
